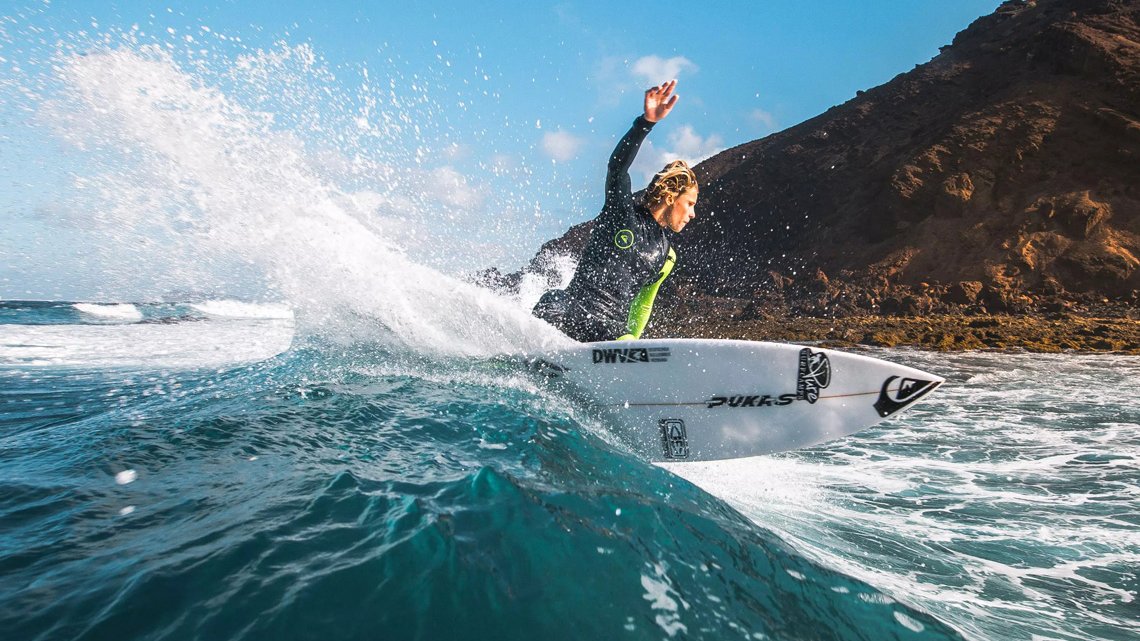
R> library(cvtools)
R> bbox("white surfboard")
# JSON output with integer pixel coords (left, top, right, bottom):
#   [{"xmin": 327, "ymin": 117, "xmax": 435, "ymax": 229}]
[{"xmin": 524, "ymin": 338, "xmax": 943, "ymax": 462}]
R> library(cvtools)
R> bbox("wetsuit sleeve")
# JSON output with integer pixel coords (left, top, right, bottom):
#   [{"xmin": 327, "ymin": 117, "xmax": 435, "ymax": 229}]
[
  {"xmin": 617, "ymin": 246, "xmax": 676, "ymax": 340},
  {"xmin": 604, "ymin": 116, "xmax": 655, "ymax": 208}
]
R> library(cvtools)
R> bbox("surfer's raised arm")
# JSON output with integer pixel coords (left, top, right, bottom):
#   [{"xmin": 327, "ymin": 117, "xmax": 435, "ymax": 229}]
[
  {"xmin": 604, "ymin": 81, "xmax": 680, "ymax": 204},
  {"xmin": 534, "ymin": 80, "xmax": 698, "ymax": 343}
]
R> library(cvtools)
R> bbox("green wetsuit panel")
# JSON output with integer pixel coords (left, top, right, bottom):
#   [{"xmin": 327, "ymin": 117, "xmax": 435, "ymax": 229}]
[{"xmin": 617, "ymin": 246, "xmax": 676, "ymax": 340}]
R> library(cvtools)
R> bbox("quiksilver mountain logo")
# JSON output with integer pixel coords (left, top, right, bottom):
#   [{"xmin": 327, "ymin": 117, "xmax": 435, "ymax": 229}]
[
  {"xmin": 592, "ymin": 347, "xmax": 670, "ymax": 364},
  {"xmin": 873, "ymin": 376, "xmax": 940, "ymax": 417},
  {"xmin": 659, "ymin": 419, "xmax": 690, "ymax": 459},
  {"xmin": 796, "ymin": 348, "xmax": 831, "ymax": 404}
]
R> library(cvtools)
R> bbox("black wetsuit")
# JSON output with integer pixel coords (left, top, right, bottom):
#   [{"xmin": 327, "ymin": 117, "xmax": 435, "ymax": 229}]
[{"xmin": 533, "ymin": 116, "xmax": 674, "ymax": 342}]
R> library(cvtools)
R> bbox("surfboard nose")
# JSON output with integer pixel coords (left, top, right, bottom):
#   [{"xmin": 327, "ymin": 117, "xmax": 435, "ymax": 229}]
[{"xmin": 872, "ymin": 372, "xmax": 942, "ymax": 418}]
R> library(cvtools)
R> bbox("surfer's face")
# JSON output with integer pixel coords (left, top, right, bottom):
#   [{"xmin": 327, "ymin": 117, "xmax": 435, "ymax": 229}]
[{"xmin": 663, "ymin": 186, "xmax": 698, "ymax": 233}]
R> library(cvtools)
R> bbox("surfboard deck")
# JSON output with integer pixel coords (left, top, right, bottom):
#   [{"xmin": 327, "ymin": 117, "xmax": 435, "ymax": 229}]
[{"xmin": 523, "ymin": 338, "xmax": 943, "ymax": 462}]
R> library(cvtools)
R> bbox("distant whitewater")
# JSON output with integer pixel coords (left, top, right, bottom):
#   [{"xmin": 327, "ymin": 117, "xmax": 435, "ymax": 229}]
[
  {"xmin": 189, "ymin": 300, "xmax": 293, "ymax": 319},
  {"xmin": 1, "ymin": 300, "xmax": 293, "ymax": 368},
  {"xmin": 73, "ymin": 303, "xmax": 144, "ymax": 322}
]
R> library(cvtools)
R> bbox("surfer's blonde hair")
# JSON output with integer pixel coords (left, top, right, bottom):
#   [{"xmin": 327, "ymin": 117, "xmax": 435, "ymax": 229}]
[{"xmin": 644, "ymin": 160, "xmax": 698, "ymax": 211}]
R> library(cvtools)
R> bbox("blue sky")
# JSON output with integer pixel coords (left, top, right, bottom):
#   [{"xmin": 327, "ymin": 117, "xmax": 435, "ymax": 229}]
[{"xmin": 0, "ymin": 1, "xmax": 999, "ymax": 301}]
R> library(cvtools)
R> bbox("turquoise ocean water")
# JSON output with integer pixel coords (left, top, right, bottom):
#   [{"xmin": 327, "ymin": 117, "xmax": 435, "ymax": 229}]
[
  {"xmin": 2, "ymin": 21, "xmax": 1138, "ymax": 641},
  {"xmin": 1, "ymin": 301, "xmax": 1137, "ymax": 641}
]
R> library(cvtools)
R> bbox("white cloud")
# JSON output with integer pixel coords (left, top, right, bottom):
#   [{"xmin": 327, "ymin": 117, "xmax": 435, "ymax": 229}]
[
  {"xmin": 631, "ymin": 55, "xmax": 698, "ymax": 86},
  {"xmin": 750, "ymin": 108, "xmax": 777, "ymax": 133},
  {"xmin": 426, "ymin": 165, "xmax": 484, "ymax": 208},
  {"xmin": 630, "ymin": 124, "xmax": 724, "ymax": 184},
  {"xmin": 669, "ymin": 125, "xmax": 724, "ymax": 160},
  {"xmin": 541, "ymin": 130, "xmax": 585, "ymax": 162}
]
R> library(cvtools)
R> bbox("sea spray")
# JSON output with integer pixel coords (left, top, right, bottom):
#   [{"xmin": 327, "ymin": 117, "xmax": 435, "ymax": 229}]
[
  {"xmin": 2, "ymin": 13, "xmax": 564, "ymax": 354},
  {"xmin": 41, "ymin": 42, "xmax": 566, "ymax": 356}
]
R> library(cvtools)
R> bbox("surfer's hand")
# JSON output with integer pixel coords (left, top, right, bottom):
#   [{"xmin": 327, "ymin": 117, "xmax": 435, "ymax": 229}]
[{"xmin": 644, "ymin": 80, "xmax": 678, "ymax": 123}]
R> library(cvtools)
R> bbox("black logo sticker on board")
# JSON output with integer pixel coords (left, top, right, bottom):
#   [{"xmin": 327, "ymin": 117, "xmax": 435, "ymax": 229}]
[
  {"xmin": 659, "ymin": 419, "xmax": 690, "ymax": 459},
  {"xmin": 527, "ymin": 359, "xmax": 568, "ymax": 378},
  {"xmin": 592, "ymin": 347, "xmax": 670, "ymax": 364},
  {"xmin": 796, "ymin": 348, "xmax": 832, "ymax": 404},
  {"xmin": 873, "ymin": 376, "xmax": 940, "ymax": 417}
]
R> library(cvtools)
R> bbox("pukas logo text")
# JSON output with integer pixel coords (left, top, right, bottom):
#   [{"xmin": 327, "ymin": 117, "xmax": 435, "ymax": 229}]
[
  {"xmin": 706, "ymin": 394, "xmax": 797, "ymax": 408},
  {"xmin": 706, "ymin": 348, "xmax": 833, "ymax": 408}
]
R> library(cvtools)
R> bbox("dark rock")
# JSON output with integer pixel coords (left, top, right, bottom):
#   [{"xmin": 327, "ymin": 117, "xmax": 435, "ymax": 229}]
[
  {"xmin": 902, "ymin": 294, "xmax": 935, "ymax": 315},
  {"xmin": 1040, "ymin": 298, "xmax": 1072, "ymax": 313},
  {"xmin": 944, "ymin": 281, "xmax": 985, "ymax": 305},
  {"xmin": 980, "ymin": 284, "xmax": 1032, "ymax": 314},
  {"xmin": 879, "ymin": 296, "xmax": 904, "ymax": 316},
  {"xmin": 768, "ymin": 271, "xmax": 794, "ymax": 292},
  {"xmin": 861, "ymin": 330, "xmax": 903, "ymax": 347}
]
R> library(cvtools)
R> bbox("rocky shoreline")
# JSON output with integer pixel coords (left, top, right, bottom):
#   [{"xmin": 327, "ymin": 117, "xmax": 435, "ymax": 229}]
[{"xmin": 661, "ymin": 312, "xmax": 1140, "ymax": 354}]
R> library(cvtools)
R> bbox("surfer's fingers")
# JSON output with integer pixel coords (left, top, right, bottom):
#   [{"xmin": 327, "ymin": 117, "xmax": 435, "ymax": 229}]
[{"xmin": 647, "ymin": 80, "xmax": 676, "ymax": 98}]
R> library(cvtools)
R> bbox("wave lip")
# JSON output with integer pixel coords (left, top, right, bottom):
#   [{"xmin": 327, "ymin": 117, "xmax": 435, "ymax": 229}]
[
  {"xmin": 72, "ymin": 303, "xmax": 143, "ymax": 322},
  {"xmin": 189, "ymin": 300, "xmax": 294, "ymax": 320}
]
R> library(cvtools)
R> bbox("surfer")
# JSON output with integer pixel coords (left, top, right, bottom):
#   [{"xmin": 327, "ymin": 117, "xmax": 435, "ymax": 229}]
[{"xmin": 533, "ymin": 79, "xmax": 698, "ymax": 342}]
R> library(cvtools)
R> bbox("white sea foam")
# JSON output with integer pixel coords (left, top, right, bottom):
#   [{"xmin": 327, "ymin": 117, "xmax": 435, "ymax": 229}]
[
  {"xmin": 73, "ymin": 303, "xmax": 143, "ymax": 322},
  {"xmin": 190, "ymin": 300, "xmax": 293, "ymax": 319},
  {"xmin": 0, "ymin": 319, "xmax": 293, "ymax": 369},
  {"xmin": 666, "ymin": 351, "xmax": 1140, "ymax": 641},
  {"xmin": 516, "ymin": 251, "xmax": 577, "ymax": 311},
  {"xmin": 41, "ymin": 41, "xmax": 569, "ymax": 357},
  {"xmin": 640, "ymin": 562, "xmax": 688, "ymax": 639}
]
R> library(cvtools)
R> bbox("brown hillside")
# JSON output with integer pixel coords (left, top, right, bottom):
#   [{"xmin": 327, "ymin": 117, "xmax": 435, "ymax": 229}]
[{"xmin": 684, "ymin": 0, "xmax": 1140, "ymax": 312}]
